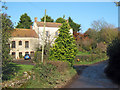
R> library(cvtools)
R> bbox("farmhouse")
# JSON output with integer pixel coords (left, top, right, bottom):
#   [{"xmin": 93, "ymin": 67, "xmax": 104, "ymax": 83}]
[
  {"xmin": 9, "ymin": 17, "xmax": 73, "ymax": 59},
  {"xmin": 9, "ymin": 28, "xmax": 39, "ymax": 59},
  {"xmin": 33, "ymin": 17, "xmax": 73, "ymax": 47}
]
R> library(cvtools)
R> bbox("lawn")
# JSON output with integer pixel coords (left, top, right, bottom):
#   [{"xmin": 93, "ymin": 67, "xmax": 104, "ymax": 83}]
[
  {"xmin": 75, "ymin": 51, "xmax": 108, "ymax": 65},
  {"xmin": 14, "ymin": 63, "xmax": 34, "ymax": 76},
  {"xmin": 74, "ymin": 58, "xmax": 107, "ymax": 65},
  {"xmin": 76, "ymin": 51, "xmax": 90, "ymax": 56},
  {"xmin": 3, "ymin": 62, "xmax": 34, "ymax": 81}
]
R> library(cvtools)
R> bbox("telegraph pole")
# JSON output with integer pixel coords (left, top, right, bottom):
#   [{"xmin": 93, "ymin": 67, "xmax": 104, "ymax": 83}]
[{"xmin": 41, "ymin": 9, "xmax": 46, "ymax": 63}]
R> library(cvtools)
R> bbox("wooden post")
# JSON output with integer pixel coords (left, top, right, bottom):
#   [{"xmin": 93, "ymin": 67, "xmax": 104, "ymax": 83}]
[{"xmin": 41, "ymin": 9, "xmax": 46, "ymax": 63}]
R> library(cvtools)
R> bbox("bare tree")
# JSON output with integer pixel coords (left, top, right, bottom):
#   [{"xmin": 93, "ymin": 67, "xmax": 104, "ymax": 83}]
[
  {"xmin": 38, "ymin": 31, "xmax": 58, "ymax": 60},
  {"xmin": 91, "ymin": 18, "xmax": 115, "ymax": 31}
]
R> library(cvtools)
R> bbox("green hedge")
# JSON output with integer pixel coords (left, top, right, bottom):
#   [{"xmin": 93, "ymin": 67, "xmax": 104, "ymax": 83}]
[
  {"xmin": 75, "ymin": 53, "xmax": 107, "ymax": 63},
  {"xmin": 105, "ymin": 38, "xmax": 120, "ymax": 84}
]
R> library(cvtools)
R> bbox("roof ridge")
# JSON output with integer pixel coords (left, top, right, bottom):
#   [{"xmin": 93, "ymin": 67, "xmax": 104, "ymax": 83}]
[
  {"xmin": 15, "ymin": 28, "xmax": 31, "ymax": 30},
  {"xmin": 37, "ymin": 21, "xmax": 62, "ymax": 24}
]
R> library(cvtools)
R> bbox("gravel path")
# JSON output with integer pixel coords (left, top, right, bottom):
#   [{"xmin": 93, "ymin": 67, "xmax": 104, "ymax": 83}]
[{"xmin": 69, "ymin": 60, "xmax": 119, "ymax": 88}]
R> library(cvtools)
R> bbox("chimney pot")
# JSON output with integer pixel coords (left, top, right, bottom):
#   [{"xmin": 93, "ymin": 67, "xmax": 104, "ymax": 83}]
[
  {"xmin": 30, "ymin": 25, "xmax": 32, "ymax": 29},
  {"xmin": 34, "ymin": 17, "xmax": 37, "ymax": 22}
]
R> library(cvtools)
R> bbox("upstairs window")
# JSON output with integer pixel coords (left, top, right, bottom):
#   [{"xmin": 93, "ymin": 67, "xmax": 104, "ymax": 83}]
[
  {"xmin": 55, "ymin": 31, "xmax": 58, "ymax": 36},
  {"xmin": 12, "ymin": 41, "xmax": 16, "ymax": 48},
  {"xmin": 25, "ymin": 41, "xmax": 29, "ymax": 48},
  {"xmin": 19, "ymin": 41, "xmax": 22, "ymax": 45},
  {"xmin": 46, "ymin": 31, "xmax": 49, "ymax": 37}
]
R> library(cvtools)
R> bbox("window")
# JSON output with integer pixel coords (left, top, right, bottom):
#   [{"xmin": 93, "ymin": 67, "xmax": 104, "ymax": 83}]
[
  {"xmin": 19, "ymin": 41, "xmax": 22, "ymax": 45},
  {"xmin": 12, "ymin": 52, "xmax": 15, "ymax": 58},
  {"xmin": 55, "ymin": 31, "xmax": 58, "ymax": 36},
  {"xmin": 19, "ymin": 52, "xmax": 22, "ymax": 58},
  {"xmin": 46, "ymin": 31, "xmax": 49, "ymax": 37},
  {"xmin": 12, "ymin": 41, "xmax": 16, "ymax": 48},
  {"xmin": 25, "ymin": 52, "xmax": 29, "ymax": 54},
  {"xmin": 30, "ymin": 51, "xmax": 34, "ymax": 57},
  {"xmin": 25, "ymin": 41, "xmax": 29, "ymax": 48}
]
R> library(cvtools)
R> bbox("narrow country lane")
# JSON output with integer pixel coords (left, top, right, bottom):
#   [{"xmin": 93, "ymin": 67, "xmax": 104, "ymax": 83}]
[{"xmin": 68, "ymin": 61, "xmax": 119, "ymax": 88}]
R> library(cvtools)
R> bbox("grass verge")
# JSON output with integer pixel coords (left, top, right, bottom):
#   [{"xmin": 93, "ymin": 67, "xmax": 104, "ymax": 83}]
[
  {"xmin": 20, "ymin": 61, "xmax": 77, "ymax": 88},
  {"xmin": 76, "ymin": 51, "xmax": 90, "ymax": 56},
  {"xmin": 2, "ymin": 62, "xmax": 34, "ymax": 81},
  {"xmin": 74, "ymin": 58, "xmax": 108, "ymax": 65}
]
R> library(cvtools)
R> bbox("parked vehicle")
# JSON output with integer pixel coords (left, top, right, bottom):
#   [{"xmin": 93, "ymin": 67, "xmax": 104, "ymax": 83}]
[{"xmin": 24, "ymin": 54, "xmax": 31, "ymax": 60}]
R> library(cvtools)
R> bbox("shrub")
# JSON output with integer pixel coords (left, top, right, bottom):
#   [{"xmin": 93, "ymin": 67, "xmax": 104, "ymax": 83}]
[
  {"xmin": 49, "ymin": 21, "xmax": 77, "ymax": 65},
  {"xmin": 34, "ymin": 51, "xmax": 42, "ymax": 64},
  {"xmin": 105, "ymin": 38, "xmax": 120, "ymax": 84},
  {"xmin": 47, "ymin": 60, "xmax": 71, "ymax": 72}
]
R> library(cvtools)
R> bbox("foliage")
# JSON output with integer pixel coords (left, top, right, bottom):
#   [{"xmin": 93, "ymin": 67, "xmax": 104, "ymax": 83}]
[
  {"xmin": 68, "ymin": 17, "xmax": 81, "ymax": 32},
  {"xmin": 77, "ymin": 51, "xmax": 90, "ymax": 55},
  {"xmin": 49, "ymin": 21, "xmax": 78, "ymax": 65},
  {"xmin": 16, "ymin": 13, "xmax": 33, "ymax": 29},
  {"xmin": 55, "ymin": 17, "xmax": 66, "ymax": 23},
  {"xmin": 91, "ymin": 18, "xmax": 115, "ymax": 31},
  {"xmin": 74, "ymin": 57, "xmax": 107, "ymax": 65},
  {"xmin": 41, "ymin": 15, "xmax": 54, "ymax": 22},
  {"xmin": 75, "ymin": 53, "xmax": 108, "ymax": 65},
  {"xmin": 84, "ymin": 28, "xmax": 98, "ymax": 41},
  {"xmin": 2, "ymin": 63, "xmax": 21, "ymax": 81},
  {"xmin": 107, "ymin": 38, "xmax": 120, "ymax": 59},
  {"xmin": 98, "ymin": 28, "xmax": 118, "ymax": 43},
  {"xmin": 2, "ymin": 62, "xmax": 33, "ymax": 81},
  {"xmin": 2, "ymin": 12, "xmax": 14, "ymax": 81},
  {"xmin": 47, "ymin": 61, "xmax": 71, "ymax": 72},
  {"xmin": 105, "ymin": 38, "xmax": 120, "ymax": 84},
  {"xmin": 21, "ymin": 61, "xmax": 77, "ymax": 88},
  {"xmin": 34, "ymin": 51, "xmax": 42, "ymax": 64}
]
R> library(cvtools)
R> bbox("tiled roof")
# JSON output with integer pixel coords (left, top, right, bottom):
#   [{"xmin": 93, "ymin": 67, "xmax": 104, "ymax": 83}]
[
  {"xmin": 36, "ymin": 22, "xmax": 62, "ymax": 28},
  {"xmin": 11, "ymin": 28, "xmax": 38, "ymax": 38}
]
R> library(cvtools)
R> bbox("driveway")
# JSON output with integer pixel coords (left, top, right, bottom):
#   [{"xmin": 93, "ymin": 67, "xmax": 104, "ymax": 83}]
[
  {"xmin": 68, "ymin": 60, "xmax": 119, "ymax": 88},
  {"xmin": 12, "ymin": 59, "xmax": 34, "ymax": 65}
]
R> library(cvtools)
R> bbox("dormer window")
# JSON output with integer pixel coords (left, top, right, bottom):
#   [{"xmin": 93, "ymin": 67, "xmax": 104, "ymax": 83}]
[{"xmin": 12, "ymin": 41, "xmax": 16, "ymax": 48}]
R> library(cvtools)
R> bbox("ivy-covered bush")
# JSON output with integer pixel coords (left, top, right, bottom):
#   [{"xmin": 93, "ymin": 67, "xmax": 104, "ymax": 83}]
[{"xmin": 105, "ymin": 38, "xmax": 120, "ymax": 84}]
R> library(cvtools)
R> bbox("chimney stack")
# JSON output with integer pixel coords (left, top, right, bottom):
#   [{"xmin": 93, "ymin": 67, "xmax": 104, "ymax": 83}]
[
  {"xmin": 34, "ymin": 17, "xmax": 37, "ymax": 22},
  {"xmin": 30, "ymin": 25, "xmax": 32, "ymax": 29}
]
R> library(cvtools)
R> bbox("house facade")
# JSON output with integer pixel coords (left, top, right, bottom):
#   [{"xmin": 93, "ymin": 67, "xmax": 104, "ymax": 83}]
[
  {"xmin": 9, "ymin": 17, "xmax": 73, "ymax": 59},
  {"xmin": 33, "ymin": 17, "xmax": 73, "ymax": 47},
  {"xmin": 9, "ymin": 28, "xmax": 39, "ymax": 59}
]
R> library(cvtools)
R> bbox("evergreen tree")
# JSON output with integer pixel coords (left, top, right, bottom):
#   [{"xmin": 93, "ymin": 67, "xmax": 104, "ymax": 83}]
[
  {"xmin": 68, "ymin": 17, "xmax": 81, "ymax": 32},
  {"xmin": 16, "ymin": 13, "xmax": 33, "ymax": 29},
  {"xmin": 2, "ymin": 13, "xmax": 13, "ymax": 67},
  {"xmin": 55, "ymin": 17, "xmax": 66, "ymax": 23},
  {"xmin": 49, "ymin": 21, "xmax": 77, "ymax": 65},
  {"xmin": 41, "ymin": 15, "xmax": 54, "ymax": 22}
]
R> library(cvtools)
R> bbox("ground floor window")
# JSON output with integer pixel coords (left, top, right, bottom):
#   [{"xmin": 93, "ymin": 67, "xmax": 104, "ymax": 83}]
[
  {"xmin": 19, "ymin": 52, "xmax": 22, "ymax": 58},
  {"xmin": 30, "ymin": 51, "xmax": 34, "ymax": 57},
  {"xmin": 12, "ymin": 52, "xmax": 15, "ymax": 58},
  {"xmin": 25, "ymin": 52, "xmax": 29, "ymax": 54}
]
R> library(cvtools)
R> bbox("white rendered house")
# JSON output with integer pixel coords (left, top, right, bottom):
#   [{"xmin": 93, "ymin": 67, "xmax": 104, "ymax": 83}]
[{"xmin": 33, "ymin": 17, "xmax": 73, "ymax": 47}]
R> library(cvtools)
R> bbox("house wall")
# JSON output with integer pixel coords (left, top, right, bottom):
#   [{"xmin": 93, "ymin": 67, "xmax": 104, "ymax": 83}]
[
  {"xmin": 33, "ymin": 22, "xmax": 73, "ymax": 46},
  {"xmin": 9, "ymin": 37, "xmax": 39, "ymax": 59}
]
